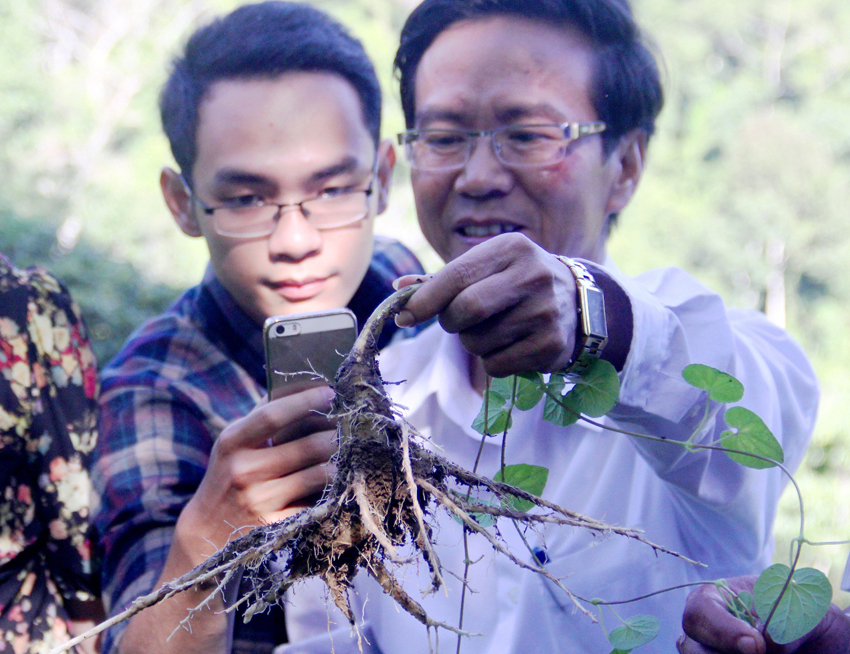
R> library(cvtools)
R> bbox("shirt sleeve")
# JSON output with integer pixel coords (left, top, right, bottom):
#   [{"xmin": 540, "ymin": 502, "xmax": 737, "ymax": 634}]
[
  {"xmin": 26, "ymin": 268, "xmax": 101, "ymax": 601},
  {"xmin": 92, "ymin": 381, "xmax": 214, "ymax": 653}
]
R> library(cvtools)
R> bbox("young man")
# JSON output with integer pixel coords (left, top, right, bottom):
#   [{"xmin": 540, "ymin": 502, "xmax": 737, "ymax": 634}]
[
  {"xmin": 90, "ymin": 4, "xmax": 423, "ymax": 654},
  {"xmin": 279, "ymin": 1, "xmax": 818, "ymax": 652}
]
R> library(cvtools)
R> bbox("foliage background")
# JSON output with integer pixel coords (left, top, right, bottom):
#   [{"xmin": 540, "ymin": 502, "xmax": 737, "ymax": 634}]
[{"xmin": 0, "ymin": 0, "xmax": 847, "ymax": 605}]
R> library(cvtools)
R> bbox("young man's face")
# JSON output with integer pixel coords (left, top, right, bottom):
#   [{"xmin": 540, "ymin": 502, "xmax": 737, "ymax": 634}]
[
  {"xmin": 163, "ymin": 72, "xmax": 392, "ymax": 324},
  {"xmin": 408, "ymin": 16, "xmax": 642, "ymax": 264}
]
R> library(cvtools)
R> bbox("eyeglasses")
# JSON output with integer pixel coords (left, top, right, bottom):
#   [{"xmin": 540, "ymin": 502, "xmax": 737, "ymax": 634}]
[
  {"xmin": 397, "ymin": 122, "xmax": 606, "ymax": 170},
  {"xmin": 184, "ymin": 165, "xmax": 377, "ymax": 238}
]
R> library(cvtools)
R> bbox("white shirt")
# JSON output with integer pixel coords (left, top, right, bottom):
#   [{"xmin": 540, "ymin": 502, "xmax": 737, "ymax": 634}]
[{"xmin": 279, "ymin": 264, "xmax": 818, "ymax": 654}]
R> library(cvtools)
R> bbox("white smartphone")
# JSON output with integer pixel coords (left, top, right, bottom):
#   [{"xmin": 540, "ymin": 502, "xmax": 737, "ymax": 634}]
[{"xmin": 263, "ymin": 309, "xmax": 358, "ymax": 400}]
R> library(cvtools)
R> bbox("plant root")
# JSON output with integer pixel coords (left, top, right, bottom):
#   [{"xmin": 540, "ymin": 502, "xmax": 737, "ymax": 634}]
[{"xmin": 50, "ymin": 285, "xmax": 699, "ymax": 654}]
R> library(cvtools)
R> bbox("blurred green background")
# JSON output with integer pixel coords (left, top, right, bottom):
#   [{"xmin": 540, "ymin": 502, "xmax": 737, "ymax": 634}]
[{"xmin": 1, "ymin": 0, "xmax": 847, "ymax": 605}]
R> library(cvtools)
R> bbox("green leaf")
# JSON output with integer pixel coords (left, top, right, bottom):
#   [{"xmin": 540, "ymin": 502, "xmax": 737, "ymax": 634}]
[
  {"xmin": 494, "ymin": 464, "xmax": 549, "ymax": 512},
  {"xmin": 563, "ymin": 357, "xmax": 620, "ymax": 417},
  {"xmin": 719, "ymin": 406, "xmax": 784, "ymax": 469},
  {"xmin": 754, "ymin": 564, "xmax": 833, "ymax": 644},
  {"xmin": 682, "ymin": 364, "xmax": 744, "ymax": 403},
  {"xmin": 608, "ymin": 615, "xmax": 660, "ymax": 650},
  {"xmin": 489, "ymin": 376, "xmax": 515, "ymax": 398},
  {"xmin": 489, "ymin": 373, "xmax": 545, "ymax": 411},
  {"xmin": 514, "ymin": 372, "xmax": 545, "ymax": 410},
  {"xmin": 543, "ymin": 376, "xmax": 579, "ymax": 427},
  {"xmin": 472, "ymin": 390, "xmax": 512, "ymax": 435}
]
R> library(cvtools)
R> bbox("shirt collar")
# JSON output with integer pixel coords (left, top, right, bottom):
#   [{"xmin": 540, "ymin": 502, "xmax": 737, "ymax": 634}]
[{"xmin": 199, "ymin": 265, "xmax": 267, "ymax": 388}]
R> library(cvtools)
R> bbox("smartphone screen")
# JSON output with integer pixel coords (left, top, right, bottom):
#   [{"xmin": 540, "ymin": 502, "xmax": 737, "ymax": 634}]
[{"xmin": 264, "ymin": 309, "xmax": 357, "ymax": 400}]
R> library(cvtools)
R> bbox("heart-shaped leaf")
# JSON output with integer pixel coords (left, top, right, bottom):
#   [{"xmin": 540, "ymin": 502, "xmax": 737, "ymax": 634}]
[
  {"xmin": 720, "ymin": 406, "xmax": 784, "ymax": 469},
  {"xmin": 490, "ymin": 372, "xmax": 545, "ymax": 411},
  {"xmin": 494, "ymin": 464, "xmax": 549, "ymax": 512},
  {"xmin": 513, "ymin": 372, "xmax": 545, "ymax": 410},
  {"xmin": 563, "ymin": 357, "xmax": 620, "ymax": 417},
  {"xmin": 682, "ymin": 364, "xmax": 744, "ymax": 403},
  {"xmin": 754, "ymin": 564, "xmax": 833, "ymax": 644},
  {"xmin": 472, "ymin": 390, "xmax": 511, "ymax": 435},
  {"xmin": 608, "ymin": 615, "xmax": 660, "ymax": 650},
  {"xmin": 543, "ymin": 376, "xmax": 579, "ymax": 427}
]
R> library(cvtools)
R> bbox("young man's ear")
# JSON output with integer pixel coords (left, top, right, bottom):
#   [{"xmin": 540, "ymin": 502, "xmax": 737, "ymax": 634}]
[
  {"xmin": 160, "ymin": 167, "xmax": 203, "ymax": 237},
  {"xmin": 374, "ymin": 139, "xmax": 397, "ymax": 215},
  {"xmin": 603, "ymin": 129, "xmax": 646, "ymax": 218}
]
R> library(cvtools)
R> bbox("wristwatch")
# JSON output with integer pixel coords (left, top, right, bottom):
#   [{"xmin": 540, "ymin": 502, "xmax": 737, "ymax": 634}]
[{"xmin": 555, "ymin": 256, "xmax": 608, "ymax": 377}]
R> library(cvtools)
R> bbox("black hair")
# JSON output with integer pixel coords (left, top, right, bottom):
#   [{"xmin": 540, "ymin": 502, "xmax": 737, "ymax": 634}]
[
  {"xmin": 394, "ymin": 0, "xmax": 663, "ymax": 153},
  {"xmin": 160, "ymin": 1, "xmax": 382, "ymax": 178}
]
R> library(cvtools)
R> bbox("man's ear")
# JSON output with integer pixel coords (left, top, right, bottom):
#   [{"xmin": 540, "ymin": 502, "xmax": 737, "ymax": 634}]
[
  {"xmin": 160, "ymin": 167, "xmax": 203, "ymax": 237},
  {"xmin": 374, "ymin": 139, "xmax": 396, "ymax": 215},
  {"xmin": 604, "ymin": 130, "xmax": 646, "ymax": 218}
]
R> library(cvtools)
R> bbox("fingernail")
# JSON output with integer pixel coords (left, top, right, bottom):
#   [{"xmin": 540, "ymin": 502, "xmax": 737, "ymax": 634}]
[
  {"xmin": 395, "ymin": 310, "xmax": 414, "ymax": 328},
  {"xmin": 392, "ymin": 278, "xmax": 401, "ymax": 290},
  {"xmin": 736, "ymin": 636, "xmax": 758, "ymax": 654}
]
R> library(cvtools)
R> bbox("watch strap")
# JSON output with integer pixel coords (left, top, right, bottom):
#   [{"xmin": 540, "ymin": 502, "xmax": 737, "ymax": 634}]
[{"xmin": 555, "ymin": 256, "xmax": 609, "ymax": 377}]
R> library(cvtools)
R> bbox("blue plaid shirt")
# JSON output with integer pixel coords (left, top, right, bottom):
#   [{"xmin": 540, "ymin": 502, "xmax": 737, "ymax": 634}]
[{"xmin": 92, "ymin": 237, "xmax": 425, "ymax": 654}]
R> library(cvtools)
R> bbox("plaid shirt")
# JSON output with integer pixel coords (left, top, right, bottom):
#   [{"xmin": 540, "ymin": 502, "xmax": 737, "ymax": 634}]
[{"xmin": 92, "ymin": 237, "xmax": 424, "ymax": 654}]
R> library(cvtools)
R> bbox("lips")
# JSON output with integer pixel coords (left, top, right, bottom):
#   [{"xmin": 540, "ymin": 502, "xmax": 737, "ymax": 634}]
[{"xmin": 266, "ymin": 275, "xmax": 334, "ymax": 302}]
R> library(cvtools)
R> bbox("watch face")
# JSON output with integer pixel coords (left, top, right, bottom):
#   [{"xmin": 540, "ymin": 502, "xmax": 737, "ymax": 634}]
[{"xmin": 582, "ymin": 286, "xmax": 608, "ymax": 339}]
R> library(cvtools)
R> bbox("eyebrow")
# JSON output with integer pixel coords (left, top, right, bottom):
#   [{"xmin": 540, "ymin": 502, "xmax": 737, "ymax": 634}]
[
  {"xmin": 213, "ymin": 170, "xmax": 276, "ymax": 189},
  {"xmin": 415, "ymin": 104, "xmax": 569, "ymax": 128},
  {"xmin": 495, "ymin": 104, "xmax": 568, "ymax": 124},
  {"xmin": 211, "ymin": 156, "xmax": 367, "ymax": 190},
  {"xmin": 309, "ymin": 156, "xmax": 362, "ymax": 182},
  {"xmin": 415, "ymin": 109, "xmax": 470, "ymax": 127}
]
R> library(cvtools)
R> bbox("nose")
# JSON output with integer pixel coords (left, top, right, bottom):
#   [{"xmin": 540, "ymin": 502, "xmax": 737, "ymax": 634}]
[
  {"xmin": 267, "ymin": 205, "xmax": 323, "ymax": 263},
  {"xmin": 453, "ymin": 133, "xmax": 514, "ymax": 198}
]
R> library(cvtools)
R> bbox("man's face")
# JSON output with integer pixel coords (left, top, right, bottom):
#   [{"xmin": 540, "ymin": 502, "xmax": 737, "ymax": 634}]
[
  {"xmin": 409, "ymin": 16, "xmax": 641, "ymax": 264},
  {"xmin": 165, "ymin": 73, "xmax": 390, "ymax": 324}
]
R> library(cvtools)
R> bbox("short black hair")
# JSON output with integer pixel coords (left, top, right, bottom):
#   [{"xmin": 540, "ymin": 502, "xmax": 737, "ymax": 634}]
[
  {"xmin": 161, "ymin": 1, "xmax": 382, "ymax": 178},
  {"xmin": 394, "ymin": 0, "xmax": 663, "ymax": 153}
]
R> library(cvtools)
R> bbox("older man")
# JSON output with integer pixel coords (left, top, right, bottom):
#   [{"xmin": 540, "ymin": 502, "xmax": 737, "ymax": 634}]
[{"xmin": 279, "ymin": 1, "xmax": 818, "ymax": 653}]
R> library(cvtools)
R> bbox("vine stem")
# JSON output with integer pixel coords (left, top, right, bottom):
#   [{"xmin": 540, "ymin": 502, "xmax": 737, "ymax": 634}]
[
  {"xmin": 540, "ymin": 379, "xmax": 813, "ymax": 629},
  {"xmin": 456, "ymin": 377, "xmax": 491, "ymax": 654}
]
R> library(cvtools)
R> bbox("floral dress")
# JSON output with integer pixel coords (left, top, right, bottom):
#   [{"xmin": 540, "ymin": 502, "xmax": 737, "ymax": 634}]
[{"xmin": 0, "ymin": 255, "xmax": 99, "ymax": 653}]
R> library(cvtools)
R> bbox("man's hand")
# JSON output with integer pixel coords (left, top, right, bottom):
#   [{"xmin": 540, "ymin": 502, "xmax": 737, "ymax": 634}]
[
  {"xmin": 182, "ymin": 385, "xmax": 338, "ymax": 556},
  {"xmin": 119, "ymin": 385, "xmax": 338, "ymax": 654},
  {"xmin": 678, "ymin": 576, "xmax": 850, "ymax": 654},
  {"xmin": 395, "ymin": 233, "xmax": 578, "ymax": 378}
]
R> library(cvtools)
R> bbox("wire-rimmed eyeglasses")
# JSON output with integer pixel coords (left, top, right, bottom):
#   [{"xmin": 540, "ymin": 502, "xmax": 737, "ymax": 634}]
[
  {"xmin": 182, "ymin": 163, "xmax": 378, "ymax": 239},
  {"xmin": 397, "ymin": 121, "xmax": 606, "ymax": 171}
]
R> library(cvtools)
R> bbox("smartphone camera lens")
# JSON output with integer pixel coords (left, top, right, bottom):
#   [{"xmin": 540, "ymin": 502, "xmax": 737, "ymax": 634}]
[{"xmin": 275, "ymin": 324, "xmax": 286, "ymax": 335}]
